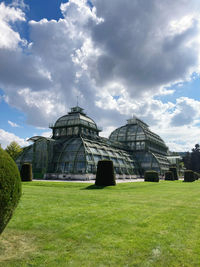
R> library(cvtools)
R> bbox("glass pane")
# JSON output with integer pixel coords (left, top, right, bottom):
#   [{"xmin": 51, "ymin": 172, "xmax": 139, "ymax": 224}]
[
  {"xmin": 55, "ymin": 129, "xmax": 60, "ymax": 136},
  {"xmin": 74, "ymin": 162, "xmax": 86, "ymax": 173},
  {"xmin": 74, "ymin": 127, "xmax": 79, "ymax": 135},
  {"xmin": 67, "ymin": 128, "xmax": 72, "ymax": 135},
  {"xmin": 60, "ymin": 128, "xmax": 66, "ymax": 136},
  {"xmin": 94, "ymin": 155, "xmax": 102, "ymax": 162}
]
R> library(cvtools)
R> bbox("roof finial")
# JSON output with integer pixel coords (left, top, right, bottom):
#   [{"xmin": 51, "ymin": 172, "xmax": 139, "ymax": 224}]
[{"xmin": 77, "ymin": 96, "xmax": 79, "ymax": 107}]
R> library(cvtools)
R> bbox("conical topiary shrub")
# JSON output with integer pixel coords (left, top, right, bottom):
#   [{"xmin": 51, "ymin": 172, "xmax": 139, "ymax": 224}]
[
  {"xmin": 95, "ymin": 160, "xmax": 116, "ymax": 186},
  {"xmin": 165, "ymin": 171, "xmax": 174, "ymax": 181},
  {"xmin": 20, "ymin": 163, "xmax": 32, "ymax": 181},
  {"xmin": 169, "ymin": 167, "xmax": 178, "ymax": 180},
  {"xmin": 0, "ymin": 147, "xmax": 21, "ymax": 234}
]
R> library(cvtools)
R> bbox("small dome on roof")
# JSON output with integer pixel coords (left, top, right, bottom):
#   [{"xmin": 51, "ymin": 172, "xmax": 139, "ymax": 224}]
[{"xmin": 109, "ymin": 115, "xmax": 166, "ymax": 148}]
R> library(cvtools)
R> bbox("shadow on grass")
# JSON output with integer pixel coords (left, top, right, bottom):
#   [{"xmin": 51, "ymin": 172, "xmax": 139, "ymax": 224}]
[{"xmin": 83, "ymin": 184, "xmax": 108, "ymax": 190}]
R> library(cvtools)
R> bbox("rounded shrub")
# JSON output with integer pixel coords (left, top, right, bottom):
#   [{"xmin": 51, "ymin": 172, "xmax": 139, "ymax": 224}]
[
  {"xmin": 144, "ymin": 170, "xmax": 159, "ymax": 182},
  {"xmin": 95, "ymin": 160, "xmax": 116, "ymax": 186},
  {"xmin": 165, "ymin": 171, "xmax": 174, "ymax": 181},
  {"xmin": 0, "ymin": 147, "xmax": 21, "ymax": 235},
  {"xmin": 184, "ymin": 170, "xmax": 195, "ymax": 182},
  {"xmin": 169, "ymin": 167, "xmax": 178, "ymax": 180},
  {"xmin": 20, "ymin": 163, "xmax": 32, "ymax": 181}
]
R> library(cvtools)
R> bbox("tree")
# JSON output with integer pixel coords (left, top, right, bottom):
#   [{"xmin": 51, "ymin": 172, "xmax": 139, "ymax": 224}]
[
  {"xmin": 183, "ymin": 144, "xmax": 200, "ymax": 173},
  {"xmin": 5, "ymin": 141, "xmax": 22, "ymax": 160},
  {"xmin": 183, "ymin": 152, "xmax": 191, "ymax": 170}
]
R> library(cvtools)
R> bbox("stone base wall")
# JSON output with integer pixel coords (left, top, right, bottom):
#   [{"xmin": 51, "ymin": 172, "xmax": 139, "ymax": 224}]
[{"xmin": 43, "ymin": 173, "xmax": 137, "ymax": 180}]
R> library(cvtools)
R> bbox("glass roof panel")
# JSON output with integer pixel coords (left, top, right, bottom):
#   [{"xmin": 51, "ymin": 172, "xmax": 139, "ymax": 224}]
[
  {"xmin": 52, "ymin": 107, "xmax": 99, "ymax": 132},
  {"xmin": 109, "ymin": 120, "xmax": 167, "ymax": 154},
  {"xmin": 80, "ymin": 114, "xmax": 95, "ymax": 124}
]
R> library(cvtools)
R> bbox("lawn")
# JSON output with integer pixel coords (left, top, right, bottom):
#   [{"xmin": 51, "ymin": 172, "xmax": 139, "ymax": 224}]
[{"xmin": 1, "ymin": 180, "xmax": 200, "ymax": 266}]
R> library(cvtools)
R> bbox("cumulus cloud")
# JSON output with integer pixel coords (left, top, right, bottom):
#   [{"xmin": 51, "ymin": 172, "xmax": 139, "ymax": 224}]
[
  {"xmin": 0, "ymin": 129, "xmax": 29, "ymax": 148},
  {"xmin": 146, "ymin": 97, "xmax": 200, "ymax": 151},
  {"xmin": 152, "ymin": 124, "xmax": 200, "ymax": 152},
  {"xmin": 0, "ymin": 3, "xmax": 53, "ymax": 125},
  {"xmin": 0, "ymin": 2, "xmax": 25, "ymax": 50},
  {"xmin": 41, "ymin": 131, "xmax": 52, "ymax": 138},
  {"xmin": 1, "ymin": 0, "xmax": 200, "ymax": 151},
  {"xmin": 11, "ymin": 0, "xmax": 29, "ymax": 10},
  {"xmin": 170, "ymin": 97, "xmax": 200, "ymax": 126},
  {"xmin": 90, "ymin": 0, "xmax": 200, "ymax": 98}
]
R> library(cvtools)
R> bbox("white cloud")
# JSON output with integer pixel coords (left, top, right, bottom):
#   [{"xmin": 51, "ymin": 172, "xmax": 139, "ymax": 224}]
[
  {"xmin": 90, "ymin": 0, "xmax": 200, "ymax": 97},
  {"xmin": 0, "ymin": 2, "xmax": 25, "ymax": 50},
  {"xmin": 153, "ymin": 125, "xmax": 200, "ymax": 152},
  {"xmin": 101, "ymin": 126, "xmax": 116, "ymax": 138},
  {"xmin": 170, "ymin": 97, "xmax": 200, "ymax": 126},
  {"xmin": 41, "ymin": 131, "xmax": 52, "ymax": 138},
  {"xmin": 8, "ymin": 120, "xmax": 20, "ymax": 128},
  {"xmin": 146, "ymin": 97, "xmax": 200, "ymax": 151},
  {"xmin": 0, "ymin": 129, "xmax": 29, "ymax": 149},
  {"xmin": 60, "ymin": 0, "xmax": 103, "ymax": 26},
  {"xmin": 11, "ymin": 0, "xmax": 29, "ymax": 10}
]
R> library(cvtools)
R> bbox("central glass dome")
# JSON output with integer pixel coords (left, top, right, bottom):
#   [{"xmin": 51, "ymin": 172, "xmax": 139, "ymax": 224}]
[
  {"xmin": 54, "ymin": 107, "xmax": 97, "ymax": 129},
  {"xmin": 50, "ymin": 106, "xmax": 101, "ymax": 139}
]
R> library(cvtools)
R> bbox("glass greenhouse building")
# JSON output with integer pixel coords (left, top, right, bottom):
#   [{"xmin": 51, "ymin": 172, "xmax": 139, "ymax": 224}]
[
  {"xmin": 109, "ymin": 117, "xmax": 169, "ymax": 175},
  {"xmin": 16, "ymin": 106, "xmax": 170, "ymax": 180}
]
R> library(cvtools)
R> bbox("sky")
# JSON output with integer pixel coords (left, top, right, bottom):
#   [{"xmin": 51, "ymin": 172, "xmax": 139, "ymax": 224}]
[{"xmin": 1, "ymin": 0, "xmax": 200, "ymax": 151}]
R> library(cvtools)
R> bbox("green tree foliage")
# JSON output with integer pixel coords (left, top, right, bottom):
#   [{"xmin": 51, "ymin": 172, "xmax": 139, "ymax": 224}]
[
  {"xmin": 182, "ymin": 152, "xmax": 190, "ymax": 169},
  {"xmin": 183, "ymin": 144, "xmax": 200, "ymax": 173},
  {"xmin": 0, "ymin": 147, "xmax": 21, "ymax": 234},
  {"xmin": 5, "ymin": 141, "xmax": 22, "ymax": 160}
]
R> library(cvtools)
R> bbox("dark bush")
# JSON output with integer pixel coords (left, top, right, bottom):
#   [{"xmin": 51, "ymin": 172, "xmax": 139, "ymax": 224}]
[
  {"xmin": 0, "ymin": 147, "xmax": 21, "ymax": 234},
  {"xmin": 194, "ymin": 172, "xmax": 200, "ymax": 180},
  {"xmin": 184, "ymin": 170, "xmax": 195, "ymax": 182},
  {"xmin": 165, "ymin": 171, "xmax": 174, "ymax": 181},
  {"xmin": 144, "ymin": 170, "xmax": 159, "ymax": 182},
  {"xmin": 20, "ymin": 163, "xmax": 32, "ymax": 181},
  {"xmin": 169, "ymin": 167, "xmax": 178, "ymax": 180},
  {"xmin": 95, "ymin": 160, "xmax": 116, "ymax": 186}
]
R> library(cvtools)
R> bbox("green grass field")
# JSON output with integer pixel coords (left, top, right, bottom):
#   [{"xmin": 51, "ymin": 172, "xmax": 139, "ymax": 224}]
[{"xmin": 1, "ymin": 180, "xmax": 200, "ymax": 266}]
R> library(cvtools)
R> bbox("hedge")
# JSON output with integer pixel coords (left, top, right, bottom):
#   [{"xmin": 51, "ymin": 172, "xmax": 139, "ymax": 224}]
[
  {"xmin": 184, "ymin": 170, "xmax": 195, "ymax": 182},
  {"xmin": 0, "ymin": 147, "xmax": 21, "ymax": 234},
  {"xmin": 194, "ymin": 172, "xmax": 200, "ymax": 180},
  {"xmin": 144, "ymin": 170, "xmax": 159, "ymax": 182}
]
